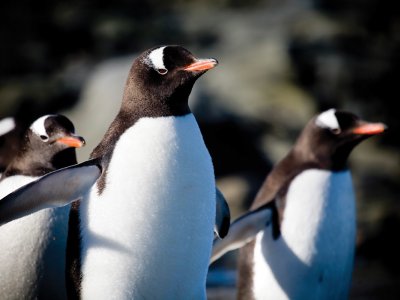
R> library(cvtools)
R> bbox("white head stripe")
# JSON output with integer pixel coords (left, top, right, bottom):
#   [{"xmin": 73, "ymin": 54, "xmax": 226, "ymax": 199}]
[
  {"xmin": 147, "ymin": 46, "xmax": 167, "ymax": 69},
  {"xmin": 30, "ymin": 115, "xmax": 55, "ymax": 137},
  {"xmin": 315, "ymin": 109, "xmax": 340, "ymax": 130},
  {"xmin": 0, "ymin": 117, "xmax": 16, "ymax": 136}
]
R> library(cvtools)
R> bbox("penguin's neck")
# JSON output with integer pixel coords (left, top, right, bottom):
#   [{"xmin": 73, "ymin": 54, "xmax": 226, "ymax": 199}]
[
  {"xmin": 251, "ymin": 150, "xmax": 319, "ymax": 212},
  {"xmin": 90, "ymin": 87, "xmax": 191, "ymax": 195},
  {"xmin": 1, "ymin": 146, "xmax": 68, "ymax": 179},
  {"xmin": 51, "ymin": 148, "xmax": 78, "ymax": 169},
  {"xmin": 90, "ymin": 84, "xmax": 191, "ymax": 162}
]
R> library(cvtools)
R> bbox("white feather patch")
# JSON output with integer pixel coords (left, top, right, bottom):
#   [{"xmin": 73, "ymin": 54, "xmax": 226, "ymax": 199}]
[
  {"xmin": 30, "ymin": 115, "xmax": 54, "ymax": 138},
  {"xmin": 252, "ymin": 169, "xmax": 356, "ymax": 299},
  {"xmin": 0, "ymin": 117, "xmax": 15, "ymax": 136},
  {"xmin": 80, "ymin": 114, "xmax": 215, "ymax": 299},
  {"xmin": 315, "ymin": 109, "xmax": 339, "ymax": 130},
  {"xmin": 146, "ymin": 46, "xmax": 167, "ymax": 70}
]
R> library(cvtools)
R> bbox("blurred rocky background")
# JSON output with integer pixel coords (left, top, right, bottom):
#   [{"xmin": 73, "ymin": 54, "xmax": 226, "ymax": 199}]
[{"xmin": 0, "ymin": 0, "xmax": 399, "ymax": 299}]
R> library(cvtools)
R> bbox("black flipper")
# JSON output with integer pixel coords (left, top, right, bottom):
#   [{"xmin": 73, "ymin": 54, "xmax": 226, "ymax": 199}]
[
  {"xmin": 0, "ymin": 159, "xmax": 101, "ymax": 226},
  {"xmin": 210, "ymin": 203, "xmax": 275, "ymax": 264},
  {"xmin": 214, "ymin": 188, "xmax": 231, "ymax": 239}
]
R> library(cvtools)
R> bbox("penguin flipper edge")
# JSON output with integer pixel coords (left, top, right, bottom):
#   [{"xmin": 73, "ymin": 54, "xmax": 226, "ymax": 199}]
[
  {"xmin": 0, "ymin": 159, "xmax": 101, "ymax": 226},
  {"xmin": 210, "ymin": 204, "xmax": 273, "ymax": 264},
  {"xmin": 214, "ymin": 187, "xmax": 231, "ymax": 239}
]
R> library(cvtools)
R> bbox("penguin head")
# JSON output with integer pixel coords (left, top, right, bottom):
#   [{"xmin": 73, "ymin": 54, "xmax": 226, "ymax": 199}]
[
  {"xmin": 28, "ymin": 115, "xmax": 85, "ymax": 150},
  {"xmin": 26, "ymin": 115, "xmax": 85, "ymax": 169},
  {"xmin": 122, "ymin": 45, "xmax": 218, "ymax": 116},
  {"xmin": 0, "ymin": 115, "xmax": 85, "ymax": 177},
  {"xmin": 296, "ymin": 108, "xmax": 387, "ymax": 170}
]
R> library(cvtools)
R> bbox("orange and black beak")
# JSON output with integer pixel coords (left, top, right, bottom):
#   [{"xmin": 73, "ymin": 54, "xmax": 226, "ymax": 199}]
[
  {"xmin": 352, "ymin": 122, "xmax": 387, "ymax": 135},
  {"xmin": 184, "ymin": 58, "xmax": 218, "ymax": 72},
  {"xmin": 57, "ymin": 135, "xmax": 86, "ymax": 148}
]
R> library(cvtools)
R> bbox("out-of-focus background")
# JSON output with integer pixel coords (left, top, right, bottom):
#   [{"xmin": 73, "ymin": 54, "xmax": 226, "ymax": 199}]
[{"xmin": 0, "ymin": 0, "xmax": 399, "ymax": 299}]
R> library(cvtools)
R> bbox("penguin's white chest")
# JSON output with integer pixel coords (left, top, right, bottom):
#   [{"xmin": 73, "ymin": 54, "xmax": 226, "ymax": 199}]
[
  {"xmin": 0, "ymin": 175, "xmax": 69, "ymax": 300},
  {"xmin": 252, "ymin": 169, "xmax": 356, "ymax": 300},
  {"xmin": 80, "ymin": 114, "xmax": 216, "ymax": 300}
]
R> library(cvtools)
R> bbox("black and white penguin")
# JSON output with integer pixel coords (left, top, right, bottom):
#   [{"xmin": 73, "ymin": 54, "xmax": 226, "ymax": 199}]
[
  {"xmin": 0, "ymin": 114, "xmax": 85, "ymax": 300},
  {"xmin": 0, "ymin": 45, "xmax": 221, "ymax": 299},
  {"xmin": 211, "ymin": 109, "xmax": 387, "ymax": 300},
  {"xmin": 71, "ymin": 45, "xmax": 220, "ymax": 299}
]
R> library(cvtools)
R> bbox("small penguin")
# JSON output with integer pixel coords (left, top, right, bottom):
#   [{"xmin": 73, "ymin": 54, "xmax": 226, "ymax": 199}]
[
  {"xmin": 211, "ymin": 109, "xmax": 386, "ymax": 300},
  {"xmin": 0, "ymin": 114, "xmax": 85, "ymax": 300},
  {"xmin": 0, "ymin": 46, "xmax": 224, "ymax": 299}
]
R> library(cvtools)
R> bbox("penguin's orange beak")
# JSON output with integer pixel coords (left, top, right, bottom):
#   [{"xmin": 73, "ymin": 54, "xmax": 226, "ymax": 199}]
[
  {"xmin": 57, "ymin": 136, "xmax": 86, "ymax": 148},
  {"xmin": 184, "ymin": 58, "xmax": 218, "ymax": 72},
  {"xmin": 352, "ymin": 122, "xmax": 387, "ymax": 135}
]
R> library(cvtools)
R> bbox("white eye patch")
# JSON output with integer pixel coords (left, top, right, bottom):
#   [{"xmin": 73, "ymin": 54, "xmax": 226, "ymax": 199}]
[
  {"xmin": 315, "ymin": 108, "xmax": 340, "ymax": 130},
  {"xmin": 145, "ymin": 46, "xmax": 168, "ymax": 73},
  {"xmin": 0, "ymin": 117, "xmax": 16, "ymax": 136},
  {"xmin": 30, "ymin": 115, "xmax": 54, "ymax": 140}
]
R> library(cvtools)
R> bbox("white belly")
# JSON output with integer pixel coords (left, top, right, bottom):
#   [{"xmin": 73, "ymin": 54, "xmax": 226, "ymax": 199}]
[
  {"xmin": 80, "ymin": 114, "xmax": 216, "ymax": 300},
  {"xmin": 252, "ymin": 169, "xmax": 356, "ymax": 300},
  {"xmin": 0, "ymin": 175, "xmax": 69, "ymax": 300}
]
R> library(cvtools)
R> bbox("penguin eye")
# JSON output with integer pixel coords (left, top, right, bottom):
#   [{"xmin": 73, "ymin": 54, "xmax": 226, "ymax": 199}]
[
  {"xmin": 40, "ymin": 135, "xmax": 49, "ymax": 141},
  {"xmin": 156, "ymin": 68, "xmax": 168, "ymax": 75},
  {"xmin": 330, "ymin": 128, "xmax": 341, "ymax": 135}
]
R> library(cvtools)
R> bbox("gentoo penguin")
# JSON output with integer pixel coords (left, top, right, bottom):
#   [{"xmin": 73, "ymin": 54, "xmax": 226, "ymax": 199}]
[
  {"xmin": 210, "ymin": 109, "xmax": 387, "ymax": 300},
  {"xmin": 0, "ymin": 114, "xmax": 85, "ymax": 300},
  {"xmin": 0, "ymin": 45, "xmax": 221, "ymax": 299},
  {"xmin": 71, "ymin": 45, "xmax": 220, "ymax": 300}
]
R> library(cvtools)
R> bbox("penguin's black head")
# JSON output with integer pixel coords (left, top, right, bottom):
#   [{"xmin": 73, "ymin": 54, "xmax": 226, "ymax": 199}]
[
  {"xmin": 122, "ymin": 45, "xmax": 218, "ymax": 117},
  {"xmin": 26, "ymin": 115, "xmax": 85, "ymax": 169},
  {"xmin": 28, "ymin": 115, "xmax": 85, "ymax": 149},
  {"xmin": 295, "ymin": 109, "xmax": 387, "ymax": 170},
  {"xmin": 1, "ymin": 115, "xmax": 85, "ymax": 178}
]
